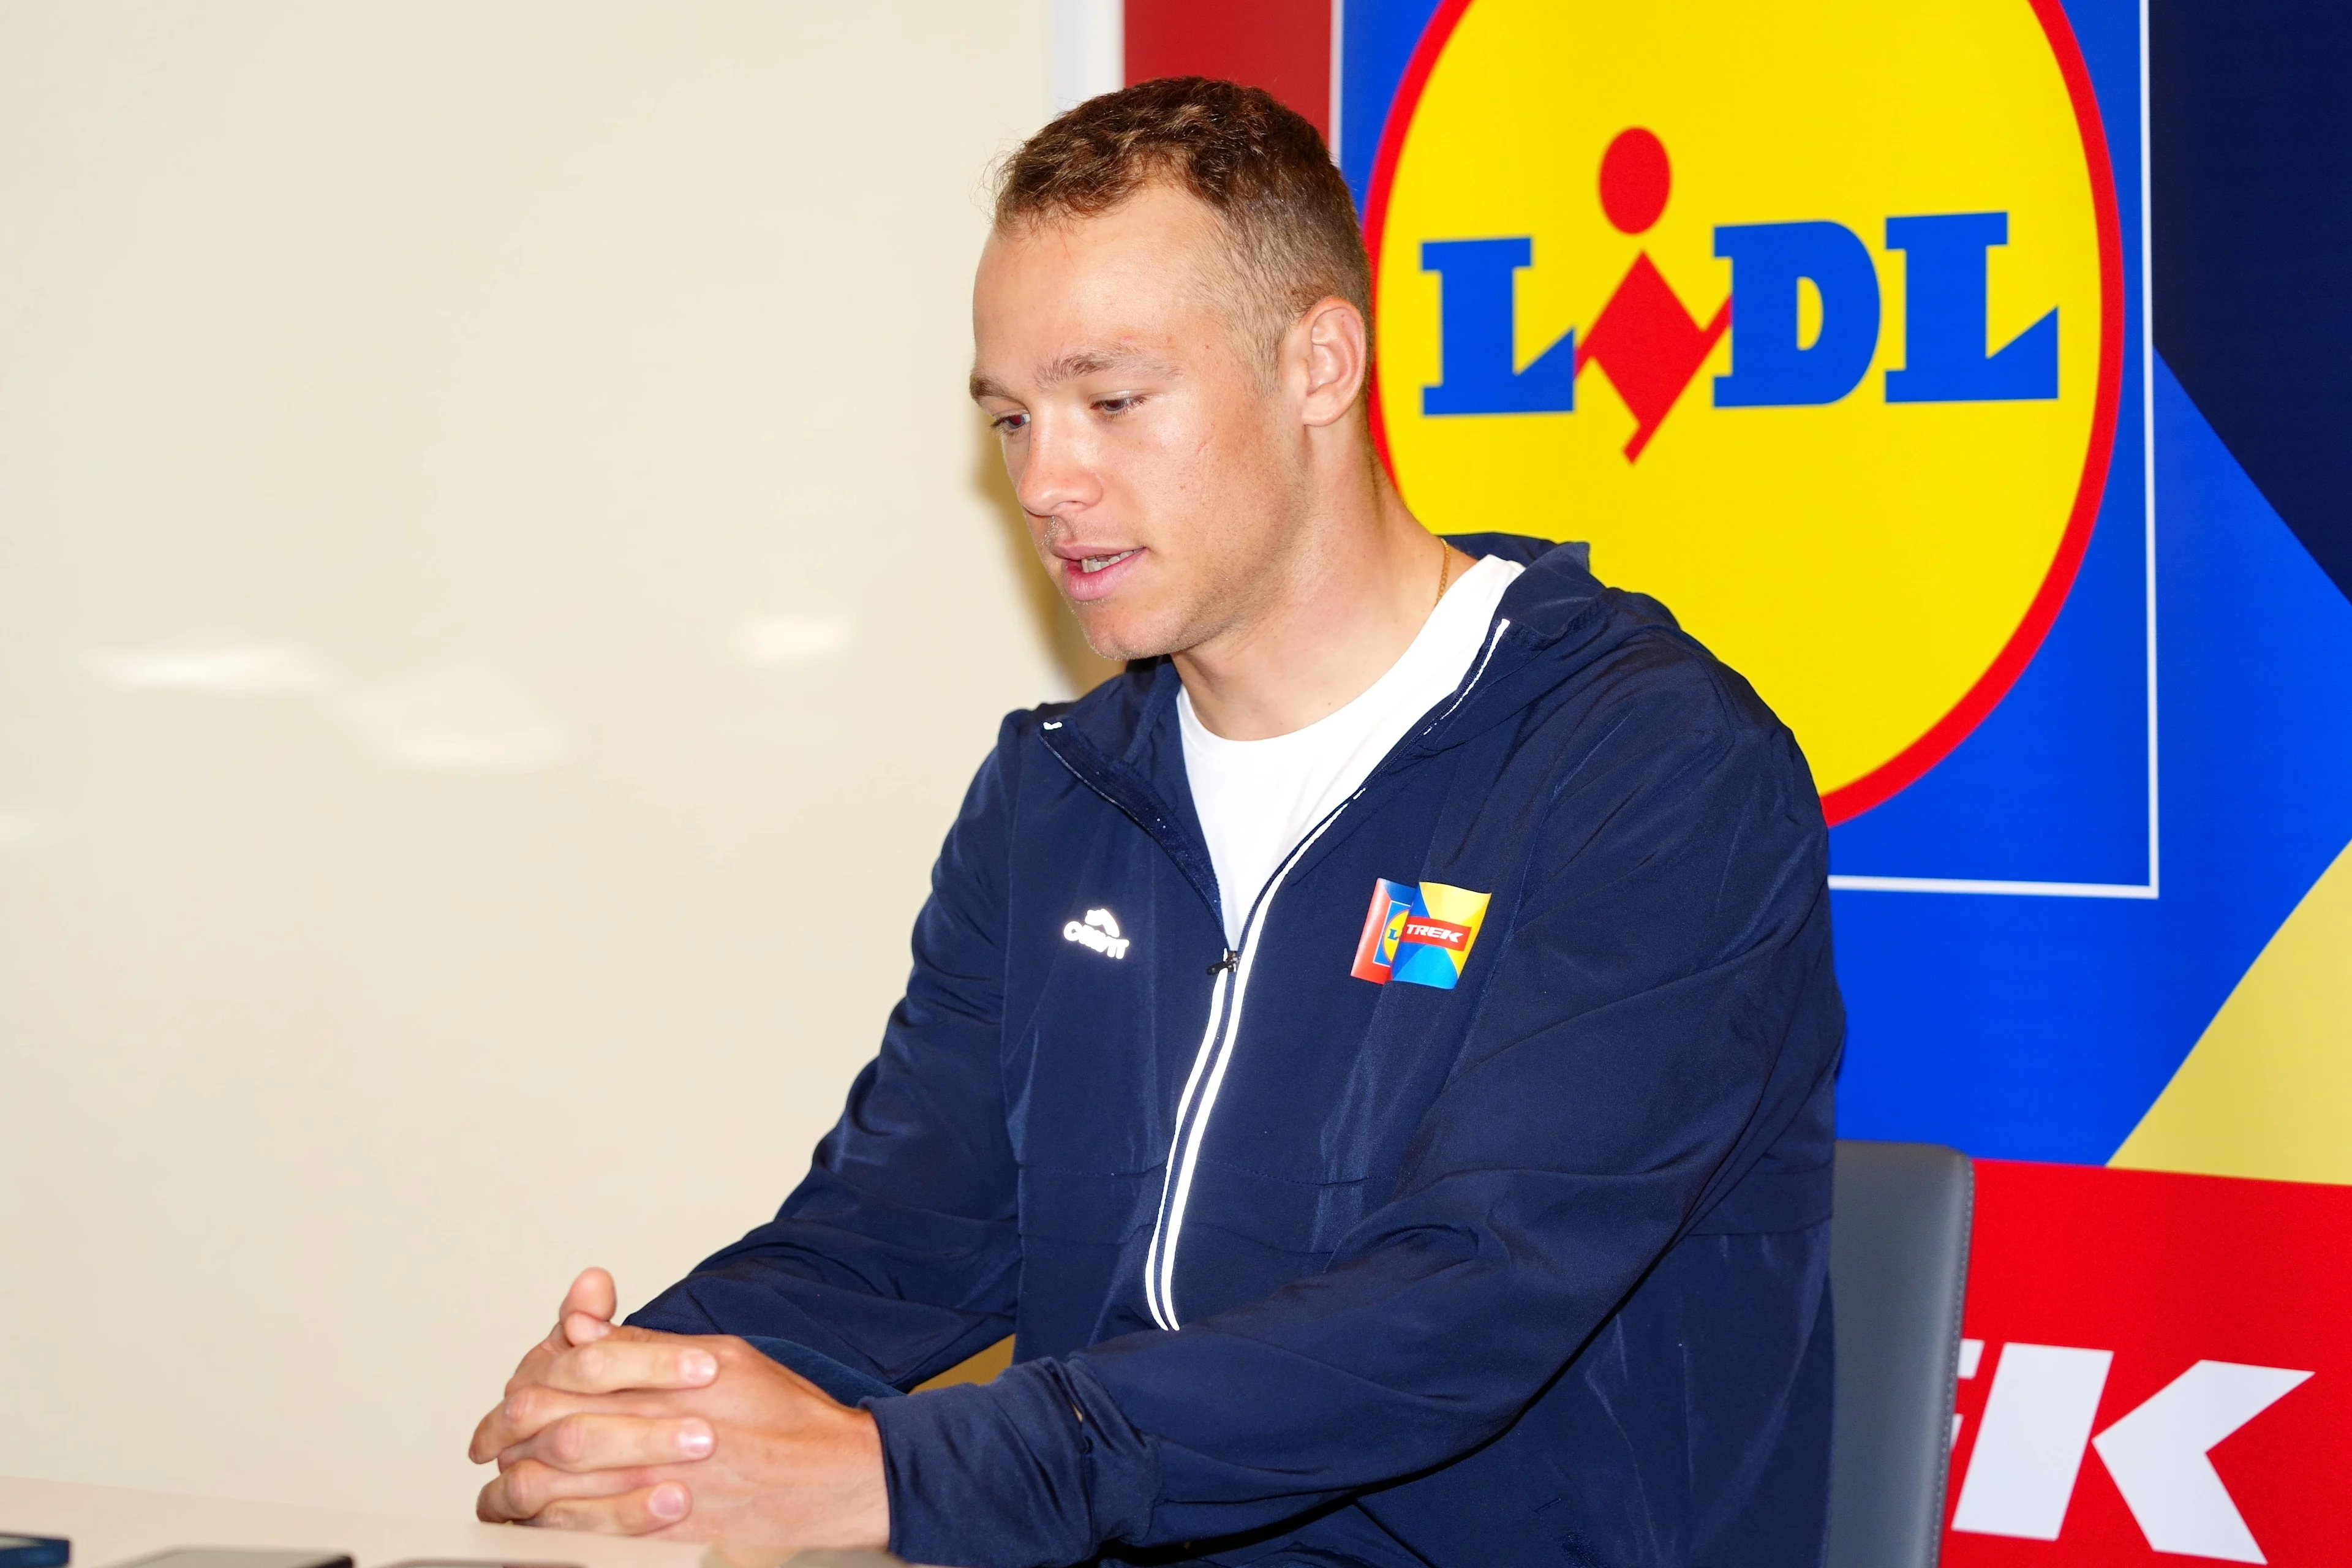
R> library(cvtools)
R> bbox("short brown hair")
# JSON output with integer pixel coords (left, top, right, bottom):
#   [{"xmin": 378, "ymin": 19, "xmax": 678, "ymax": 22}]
[{"xmin": 995, "ymin": 77, "xmax": 1371, "ymax": 358}]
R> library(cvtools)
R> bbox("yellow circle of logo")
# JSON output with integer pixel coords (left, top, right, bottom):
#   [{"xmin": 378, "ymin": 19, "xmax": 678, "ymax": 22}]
[{"xmin": 1368, "ymin": 0, "xmax": 2122, "ymax": 820}]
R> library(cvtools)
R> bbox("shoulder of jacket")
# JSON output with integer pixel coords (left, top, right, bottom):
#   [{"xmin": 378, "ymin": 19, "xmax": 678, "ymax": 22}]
[{"xmin": 1522, "ymin": 594, "xmax": 1803, "ymax": 783}]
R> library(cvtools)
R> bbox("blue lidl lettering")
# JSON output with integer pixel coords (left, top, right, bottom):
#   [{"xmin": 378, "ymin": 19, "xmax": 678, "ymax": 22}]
[{"xmin": 1420, "ymin": 211, "xmax": 2055, "ymax": 417}]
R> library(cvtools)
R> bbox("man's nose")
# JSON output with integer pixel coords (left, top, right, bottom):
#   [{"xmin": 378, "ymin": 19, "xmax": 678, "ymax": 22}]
[{"xmin": 1016, "ymin": 414, "xmax": 1102, "ymax": 521}]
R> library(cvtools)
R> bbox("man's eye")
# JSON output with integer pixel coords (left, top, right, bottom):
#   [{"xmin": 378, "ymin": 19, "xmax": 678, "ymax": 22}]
[
  {"xmin": 992, "ymin": 412, "xmax": 1030, "ymax": 434},
  {"xmin": 1094, "ymin": 395, "xmax": 1142, "ymax": 416}
]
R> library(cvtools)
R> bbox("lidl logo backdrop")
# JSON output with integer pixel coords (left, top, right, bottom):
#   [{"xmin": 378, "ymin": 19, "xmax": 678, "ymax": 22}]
[
  {"xmin": 1326, "ymin": 0, "xmax": 2352, "ymax": 1178},
  {"xmin": 1308, "ymin": 0, "xmax": 2352, "ymax": 1558},
  {"xmin": 1365, "ymin": 0, "xmax": 2119, "ymax": 819}
]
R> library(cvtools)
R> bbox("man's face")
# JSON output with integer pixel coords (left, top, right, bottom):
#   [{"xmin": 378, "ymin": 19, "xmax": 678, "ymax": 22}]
[{"xmin": 971, "ymin": 183, "xmax": 1305, "ymax": 662}]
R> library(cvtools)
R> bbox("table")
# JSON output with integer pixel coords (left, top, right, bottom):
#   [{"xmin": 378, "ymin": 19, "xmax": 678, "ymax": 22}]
[{"xmin": 0, "ymin": 1477, "xmax": 706, "ymax": 1568}]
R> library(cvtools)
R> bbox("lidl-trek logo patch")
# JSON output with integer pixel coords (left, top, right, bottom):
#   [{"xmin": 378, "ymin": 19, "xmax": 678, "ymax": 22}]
[
  {"xmin": 1367, "ymin": 0, "xmax": 2123, "ymax": 821},
  {"xmin": 1352, "ymin": 878, "xmax": 1492, "ymax": 989}
]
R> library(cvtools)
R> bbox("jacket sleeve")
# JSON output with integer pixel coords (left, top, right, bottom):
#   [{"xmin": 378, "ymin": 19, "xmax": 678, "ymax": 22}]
[
  {"xmin": 868, "ymin": 642, "xmax": 1846, "ymax": 1567},
  {"xmin": 627, "ymin": 716, "xmax": 1026, "ymax": 1390}
]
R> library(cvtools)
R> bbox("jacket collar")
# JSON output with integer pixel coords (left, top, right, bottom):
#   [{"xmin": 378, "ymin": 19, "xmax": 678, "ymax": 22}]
[
  {"xmin": 1035, "ymin": 535, "xmax": 1645, "ymax": 910},
  {"xmin": 1397, "ymin": 533, "xmax": 1637, "ymax": 756},
  {"xmin": 1039, "ymin": 662, "xmax": 1223, "ymax": 921}
]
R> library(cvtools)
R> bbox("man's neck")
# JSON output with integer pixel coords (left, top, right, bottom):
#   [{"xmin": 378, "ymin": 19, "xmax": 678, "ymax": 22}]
[{"xmin": 1174, "ymin": 469, "xmax": 1466, "ymax": 742}]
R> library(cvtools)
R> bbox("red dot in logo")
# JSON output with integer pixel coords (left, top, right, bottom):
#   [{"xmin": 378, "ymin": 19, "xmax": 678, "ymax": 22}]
[{"xmin": 1599, "ymin": 127, "xmax": 1672, "ymax": 235}]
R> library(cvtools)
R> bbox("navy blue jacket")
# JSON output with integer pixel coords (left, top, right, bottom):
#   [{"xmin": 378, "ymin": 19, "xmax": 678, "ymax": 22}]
[{"xmin": 635, "ymin": 537, "xmax": 1844, "ymax": 1568}]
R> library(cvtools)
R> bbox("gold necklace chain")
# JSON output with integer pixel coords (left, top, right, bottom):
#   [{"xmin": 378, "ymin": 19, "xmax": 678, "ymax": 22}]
[{"xmin": 1433, "ymin": 536, "xmax": 1455, "ymax": 608}]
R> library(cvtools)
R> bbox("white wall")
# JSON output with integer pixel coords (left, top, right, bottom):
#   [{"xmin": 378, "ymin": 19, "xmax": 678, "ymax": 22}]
[{"xmin": 0, "ymin": 1, "xmax": 1110, "ymax": 1519}]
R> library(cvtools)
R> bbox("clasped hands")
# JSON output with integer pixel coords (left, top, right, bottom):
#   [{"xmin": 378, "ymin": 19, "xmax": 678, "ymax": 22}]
[{"xmin": 469, "ymin": 1267, "xmax": 889, "ymax": 1550}]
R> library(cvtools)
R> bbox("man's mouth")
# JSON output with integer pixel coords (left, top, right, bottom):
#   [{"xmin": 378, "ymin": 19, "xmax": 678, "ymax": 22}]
[{"xmin": 1058, "ymin": 544, "xmax": 1145, "ymax": 602}]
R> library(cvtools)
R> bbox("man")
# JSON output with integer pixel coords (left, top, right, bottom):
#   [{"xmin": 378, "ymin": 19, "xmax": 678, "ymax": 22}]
[{"xmin": 470, "ymin": 78, "xmax": 1842, "ymax": 1568}]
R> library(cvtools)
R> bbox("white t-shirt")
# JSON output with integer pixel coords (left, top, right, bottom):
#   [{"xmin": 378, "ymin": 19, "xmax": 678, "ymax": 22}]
[{"xmin": 1178, "ymin": 553, "xmax": 1525, "ymax": 943}]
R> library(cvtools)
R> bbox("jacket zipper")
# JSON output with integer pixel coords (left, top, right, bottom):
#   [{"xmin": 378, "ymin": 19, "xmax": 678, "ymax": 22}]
[
  {"xmin": 1137, "ymin": 616, "xmax": 1515, "ymax": 1329},
  {"xmin": 1140, "ymin": 806, "xmax": 1337, "ymax": 1329}
]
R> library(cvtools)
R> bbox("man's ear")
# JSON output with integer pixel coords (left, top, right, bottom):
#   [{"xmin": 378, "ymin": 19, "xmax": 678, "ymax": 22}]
[{"xmin": 1295, "ymin": 296, "xmax": 1370, "ymax": 429}]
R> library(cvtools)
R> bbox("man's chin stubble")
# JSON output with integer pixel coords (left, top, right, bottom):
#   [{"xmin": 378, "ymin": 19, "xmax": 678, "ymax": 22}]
[{"xmin": 1074, "ymin": 606, "xmax": 1195, "ymax": 665}]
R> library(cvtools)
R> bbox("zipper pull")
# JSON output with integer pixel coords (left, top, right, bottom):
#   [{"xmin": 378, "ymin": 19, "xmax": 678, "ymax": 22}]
[{"xmin": 1206, "ymin": 948, "xmax": 1239, "ymax": 976}]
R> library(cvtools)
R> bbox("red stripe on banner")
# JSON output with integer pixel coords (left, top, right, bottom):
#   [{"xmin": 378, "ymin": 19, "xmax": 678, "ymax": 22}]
[
  {"xmin": 1125, "ymin": 0, "xmax": 1333, "ymax": 143},
  {"xmin": 1948, "ymin": 1161, "xmax": 2352, "ymax": 1566},
  {"xmin": 1360, "ymin": 0, "xmax": 1477, "ymax": 488}
]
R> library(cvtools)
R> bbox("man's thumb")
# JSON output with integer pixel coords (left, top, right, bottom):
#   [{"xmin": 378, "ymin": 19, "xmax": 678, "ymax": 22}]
[{"xmin": 559, "ymin": 1266, "xmax": 618, "ymax": 1345}]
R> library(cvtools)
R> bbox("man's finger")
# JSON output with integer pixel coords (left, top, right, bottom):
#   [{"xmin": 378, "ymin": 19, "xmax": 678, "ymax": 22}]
[
  {"xmin": 473, "ymin": 1355, "xmax": 707, "ymax": 1458},
  {"xmin": 476, "ymin": 1458, "xmax": 672, "ymax": 1524},
  {"xmin": 537, "ymin": 1480, "xmax": 694, "ymax": 1536},
  {"xmin": 563, "ymin": 1310, "xmax": 613, "ymax": 1346},
  {"xmin": 472, "ymin": 1395, "xmax": 530, "ymax": 1464},
  {"xmin": 508, "ymin": 1330, "xmax": 565, "ymax": 1389},
  {"xmin": 510, "ymin": 1412, "xmax": 714, "ymax": 1474},
  {"xmin": 472, "ymin": 1384, "xmax": 602, "ymax": 1462},
  {"xmin": 562, "ymin": 1267, "xmax": 618, "ymax": 1321},
  {"xmin": 543, "ymin": 1335, "xmax": 718, "ymax": 1396},
  {"xmin": 560, "ymin": 1267, "xmax": 617, "ymax": 1347}
]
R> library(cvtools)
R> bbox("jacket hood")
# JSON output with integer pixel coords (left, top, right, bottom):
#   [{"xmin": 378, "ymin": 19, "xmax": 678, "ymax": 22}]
[
  {"xmin": 1046, "ymin": 533, "xmax": 1684, "ymax": 770},
  {"xmin": 1412, "ymin": 532, "xmax": 1695, "ymax": 756}
]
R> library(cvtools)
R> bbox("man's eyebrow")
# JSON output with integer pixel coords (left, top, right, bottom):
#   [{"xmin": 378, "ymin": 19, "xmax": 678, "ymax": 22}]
[
  {"xmin": 1041, "ymin": 349, "xmax": 1179, "ymax": 383},
  {"xmin": 969, "ymin": 350, "xmax": 1180, "ymax": 403}
]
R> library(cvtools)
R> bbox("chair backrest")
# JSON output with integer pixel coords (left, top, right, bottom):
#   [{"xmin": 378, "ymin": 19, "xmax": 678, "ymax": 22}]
[{"xmin": 1826, "ymin": 1140, "xmax": 1974, "ymax": 1568}]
